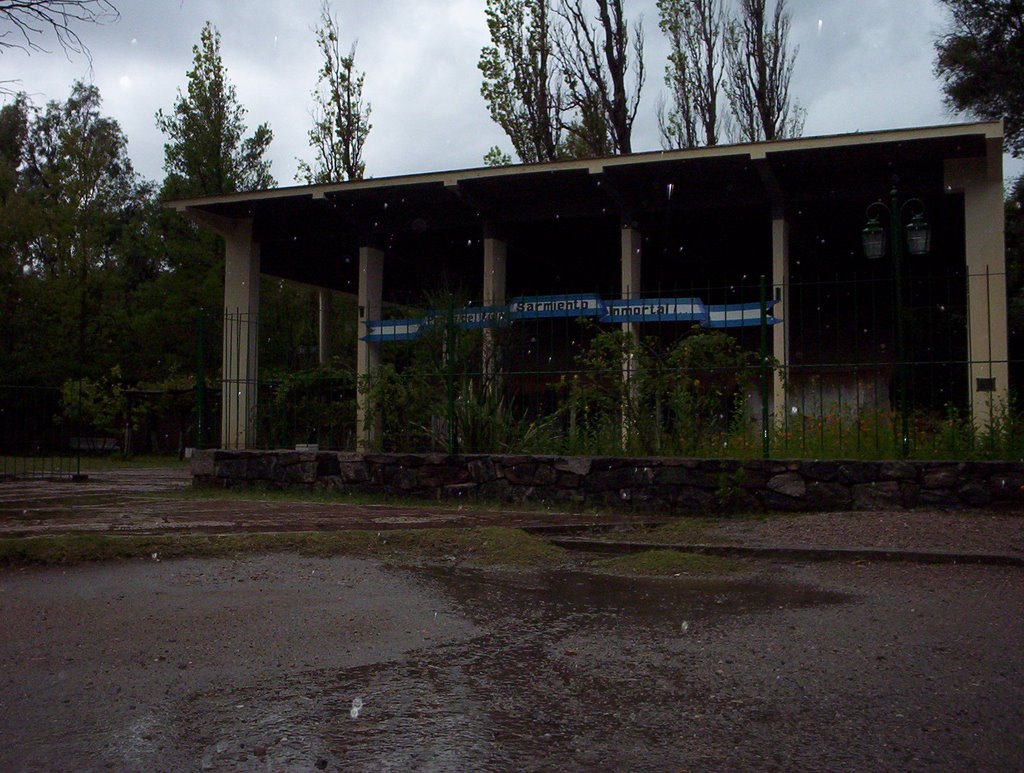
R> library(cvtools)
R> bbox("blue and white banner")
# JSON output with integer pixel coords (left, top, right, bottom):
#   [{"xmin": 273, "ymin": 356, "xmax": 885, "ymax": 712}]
[
  {"xmin": 363, "ymin": 294, "xmax": 778, "ymax": 341},
  {"xmin": 362, "ymin": 318, "xmax": 424, "ymax": 342},
  {"xmin": 509, "ymin": 294, "xmax": 605, "ymax": 319},
  {"xmin": 707, "ymin": 301, "xmax": 775, "ymax": 328},
  {"xmin": 602, "ymin": 297, "xmax": 706, "ymax": 323}
]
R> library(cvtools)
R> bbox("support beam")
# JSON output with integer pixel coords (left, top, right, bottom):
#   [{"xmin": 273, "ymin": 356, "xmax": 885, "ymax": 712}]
[
  {"xmin": 771, "ymin": 208, "xmax": 790, "ymax": 419},
  {"xmin": 318, "ymin": 289, "xmax": 333, "ymax": 365},
  {"xmin": 482, "ymin": 222, "xmax": 507, "ymax": 383},
  {"xmin": 356, "ymin": 245, "xmax": 384, "ymax": 452},
  {"xmin": 621, "ymin": 223, "xmax": 642, "ymax": 446},
  {"xmin": 944, "ymin": 145, "xmax": 1008, "ymax": 427},
  {"xmin": 221, "ymin": 218, "xmax": 261, "ymax": 449}
]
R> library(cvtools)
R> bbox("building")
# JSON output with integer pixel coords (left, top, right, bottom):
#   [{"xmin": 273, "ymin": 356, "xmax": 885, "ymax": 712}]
[{"xmin": 169, "ymin": 121, "xmax": 1008, "ymax": 452}]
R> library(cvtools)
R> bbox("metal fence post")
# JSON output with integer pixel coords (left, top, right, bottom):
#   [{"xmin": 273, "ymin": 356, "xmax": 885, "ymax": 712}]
[
  {"xmin": 759, "ymin": 275, "xmax": 770, "ymax": 460},
  {"xmin": 195, "ymin": 310, "xmax": 206, "ymax": 449},
  {"xmin": 446, "ymin": 298, "xmax": 458, "ymax": 456}
]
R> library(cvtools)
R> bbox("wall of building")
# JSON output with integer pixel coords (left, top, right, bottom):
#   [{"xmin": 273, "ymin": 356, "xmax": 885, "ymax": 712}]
[{"xmin": 192, "ymin": 450, "xmax": 1024, "ymax": 512}]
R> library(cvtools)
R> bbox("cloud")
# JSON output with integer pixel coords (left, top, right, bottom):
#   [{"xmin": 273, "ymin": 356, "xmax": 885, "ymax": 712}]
[{"xmin": 2, "ymin": 0, "xmax": 1018, "ymax": 186}]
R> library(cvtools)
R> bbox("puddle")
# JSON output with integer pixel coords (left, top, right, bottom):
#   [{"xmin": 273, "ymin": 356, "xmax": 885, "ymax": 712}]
[{"xmin": 169, "ymin": 567, "xmax": 848, "ymax": 771}]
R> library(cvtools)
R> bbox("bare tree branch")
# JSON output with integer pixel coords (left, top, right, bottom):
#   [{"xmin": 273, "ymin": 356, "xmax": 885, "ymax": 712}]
[
  {"xmin": 556, "ymin": 0, "xmax": 644, "ymax": 156},
  {"xmin": 0, "ymin": 0, "xmax": 119, "ymax": 61},
  {"xmin": 723, "ymin": 0, "xmax": 803, "ymax": 143},
  {"xmin": 657, "ymin": 0, "xmax": 727, "ymax": 148}
]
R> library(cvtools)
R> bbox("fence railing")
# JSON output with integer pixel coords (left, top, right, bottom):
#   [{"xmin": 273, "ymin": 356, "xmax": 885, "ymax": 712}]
[
  {"xmin": 9, "ymin": 271, "xmax": 1013, "ymax": 464},
  {"xmin": 0, "ymin": 384, "xmax": 83, "ymax": 479},
  {"xmin": 214, "ymin": 271, "xmax": 1021, "ymax": 461}
]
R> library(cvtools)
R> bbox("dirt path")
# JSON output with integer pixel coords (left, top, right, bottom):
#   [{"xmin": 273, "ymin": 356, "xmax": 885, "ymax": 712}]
[
  {"xmin": 1, "ymin": 555, "xmax": 1021, "ymax": 771},
  {"xmin": 0, "ymin": 467, "xmax": 657, "ymax": 536},
  {"xmin": 1, "ymin": 466, "xmax": 1022, "ymax": 558}
]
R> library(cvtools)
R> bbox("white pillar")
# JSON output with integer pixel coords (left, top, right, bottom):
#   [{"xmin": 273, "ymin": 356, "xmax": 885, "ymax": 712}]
[
  {"xmin": 221, "ymin": 218, "xmax": 260, "ymax": 449},
  {"xmin": 621, "ymin": 224, "xmax": 642, "ymax": 340},
  {"xmin": 771, "ymin": 208, "xmax": 790, "ymax": 418},
  {"xmin": 945, "ymin": 146, "xmax": 1009, "ymax": 426},
  {"xmin": 318, "ymin": 289, "xmax": 333, "ymax": 365},
  {"xmin": 483, "ymin": 223, "xmax": 507, "ymax": 382},
  {"xmin": 356, "ymin": 245, "xmax": 384, "ymax": 452},
  {"xmin": 621, "ymin": 223, "xmax": 642, "ymax": 445}
]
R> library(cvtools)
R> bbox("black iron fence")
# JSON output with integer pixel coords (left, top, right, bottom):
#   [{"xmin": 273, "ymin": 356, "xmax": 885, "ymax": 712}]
[
  {"xmin": 212, "ymin": 271, "xmax": 1020, "ymax": 460},
  {"xmin": 0, "ymin": 384, "xmax": 83, "ymax": 479},
  {"xmin": 5, "ymin": 271, "xmax": 1017, "ymax": 466}
]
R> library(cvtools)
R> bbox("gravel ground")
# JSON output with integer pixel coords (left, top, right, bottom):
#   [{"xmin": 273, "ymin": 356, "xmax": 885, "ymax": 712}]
[
  {"xmin": 0, "ymin": 555, "xmax": 1021, "ymax": 772},
  {"xmin": 704, "ymin": 510, "xmax": 1024, "ymax": 556}
]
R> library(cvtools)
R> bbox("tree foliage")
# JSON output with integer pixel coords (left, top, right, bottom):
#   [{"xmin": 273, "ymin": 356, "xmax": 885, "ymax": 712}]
[
  {"xmin": 0, "ymin": 83, "xmax": 157, "ymax": 383},
  {"xmin": 297, "ymin": 0, "xmax": 371, "ymax": 184},
  {"xmin": 657, "ymin": 0, "xmax": 727, "ymax": 148},
  {"xmin": 556, "ymin": 0, "xmax": 645, "ymax": 156},
  {"xmin": 478, "ymin": 0, "xmax": 644, "ymax": 160},
  {"xmin": 156, "ymin": 22, "xmax": 274, "ymax": 198},
  {"xmin": 723, "ymin": 0, "xmax": 803, "ymax": 142},
  {"xmin": 934, "ymin": 0, "xmax": 1024, "ymax": 157},
  {"xmin": 479, "ymin": 0, "xmax": 564, "ymax": 164}
]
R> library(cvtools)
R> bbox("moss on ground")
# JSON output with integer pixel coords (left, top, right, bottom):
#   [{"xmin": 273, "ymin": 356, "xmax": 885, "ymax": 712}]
[
  {"xmin": 173, "ymin": 485, "xmax": 595, "ymax": 515},
  {"xmin": 0, "ymin": 527, "xmax": 566, "ymax": 570},
  {"xmin": 593, "ymin": 549, "xmax": 739, "ymax": 576},
  {"xmin": 633, "ymin": 518, "xmax": 713, "ymax": 543}
]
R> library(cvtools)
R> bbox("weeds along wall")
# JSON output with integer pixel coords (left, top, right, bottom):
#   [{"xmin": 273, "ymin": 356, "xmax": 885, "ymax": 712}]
[{"xmin": 231, "ymin": 272, "xmax": 1022, "ymax": 461}]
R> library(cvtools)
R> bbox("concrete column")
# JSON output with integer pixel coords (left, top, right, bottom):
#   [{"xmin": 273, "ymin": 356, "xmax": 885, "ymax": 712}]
[
  {"xmin": 771, "ymin": 208, "xmax": 790, "ymax": 418},
  {"xmin": 356, "ymin": 245, "xmax": 384, "ymax": 452},
  {"xmin": 221, "ymin": 218, "xmax": 260, "ymax": 449},
  {"xmin": 621, "ymin": 223, "xmax": 642, "ymax": 445},
  {"xmin": 621, "ymin": 224, "xmax": 642, "ymax": 339},
  {"xmin": 318, "ymin": 289, "xmax": 333, "ymax": 365},
  {"xmin": 945, "ymin": 146, "xmax": 1009, "ymax": 426},
  {"xmin": 482, "ymin": 223, "xmax": 507, "ymax": 382}
]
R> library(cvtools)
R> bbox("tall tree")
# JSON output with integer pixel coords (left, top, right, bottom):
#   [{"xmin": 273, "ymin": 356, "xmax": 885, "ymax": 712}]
[
  {"xmin": 156, "ymin": 22, "xmax": 274, "ymax": 198},
  {"xmin": 934, "ymin": 0, "xmax": 1024, "ymax": 157},
  {"xmin": 657, "ymin": 0, "xmax": 727, "ymax": 149},
  {"xmin": 297, "ymin": 0, "xmax": 371, "ymax": 184},
  {"xmin": 723, "ymin": 0, "xmax": 803, "ymax": 142},
  {"xmin": 556, "ymin": 0, "xmax": 645, "ymax": 156},
  {"xmin": 0, "ymin": 83, "xmax": 154, "ymax": 381},
  {"xmin": 479, "ymin": 0, "xmax": 565, "ymax": 163}
]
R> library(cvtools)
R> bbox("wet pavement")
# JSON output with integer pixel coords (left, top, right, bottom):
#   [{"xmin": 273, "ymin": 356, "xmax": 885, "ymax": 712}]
[{"xmin": 1, "ymin": 554, "xmax": 1021, "ymax": 771}]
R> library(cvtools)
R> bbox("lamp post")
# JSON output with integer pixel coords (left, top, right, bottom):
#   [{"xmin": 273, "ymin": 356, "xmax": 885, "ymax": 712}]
[{"xmin": 862, "ymin": 187, "xmax": 931, "ymax": 458}]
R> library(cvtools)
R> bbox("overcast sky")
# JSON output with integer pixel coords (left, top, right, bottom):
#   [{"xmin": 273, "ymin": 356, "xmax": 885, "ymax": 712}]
[{"xmin": 2, "ymin": 0, "xmax": 1019, "ymax": 187}]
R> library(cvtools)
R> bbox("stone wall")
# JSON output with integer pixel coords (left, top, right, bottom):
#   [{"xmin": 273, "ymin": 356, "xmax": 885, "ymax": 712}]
[{"xmin": 191, "ymin": 450, "xmax": 1024, "ymax": 512}]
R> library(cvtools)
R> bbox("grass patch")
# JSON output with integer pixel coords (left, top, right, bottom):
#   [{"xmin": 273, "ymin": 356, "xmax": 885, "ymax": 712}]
[
  {"xmin": 593, "ymin": 549, "xmax": 739, "ymax": 576},
  {"xmin": 173, "ymin": 484, "xmax": 601, "ymax": 515},
  {"xmin": 608, "ymin": 518, "xmax": 713, "ymax": 544},
  {"xmin": 593, "ymin": 513, "xmax": 773, "ymax": 545},
  {"xmin": 0, "ymin": 526, "xmax": 566, "ymax": 569},
  {"xmin": 76, "ymin": 454, "xmax": 189, "ymax": 470}
]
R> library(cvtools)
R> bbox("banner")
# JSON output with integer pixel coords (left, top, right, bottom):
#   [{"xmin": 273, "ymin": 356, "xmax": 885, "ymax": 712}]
[
  {"xmin": 363, "ymin": 293, "xmax": 778, "ymax": 342},
  {"xmin": 601, "ymin": 297, "xmax": 706, "ymax": 323}
]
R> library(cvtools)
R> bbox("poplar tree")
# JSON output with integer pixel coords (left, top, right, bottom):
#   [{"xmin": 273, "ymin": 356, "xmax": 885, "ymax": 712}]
[
  {"xmin": 156, "ymin": 22, "xmax": 274, "ymax": 198},
  {"xmin": 297, "ymin": 0, "xmax": 371, "ymax": 184},
  {"xmin": 657, "ymin": 0, "xmax": 727, "ymax": 149},
  {"xmin": 723, "ymin": 0, "xmax": 803, "ymax": 142},
  {"xmin": 556, "ymin": 0, "xmax": 645, "ymax": 156},
  {"xmin": 479, "ymin": 0, "xmax": 564, "ymax": 163}
]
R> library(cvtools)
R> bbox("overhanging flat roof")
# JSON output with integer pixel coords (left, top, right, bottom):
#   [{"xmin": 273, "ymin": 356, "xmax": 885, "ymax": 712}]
[
  {"xmin": 169, "ymin": 121, "xmax": 1001, "ymax": 212},
  {"xmin": 166, "ymin": 121, "xmax": 1002, "ymax": 290}
]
